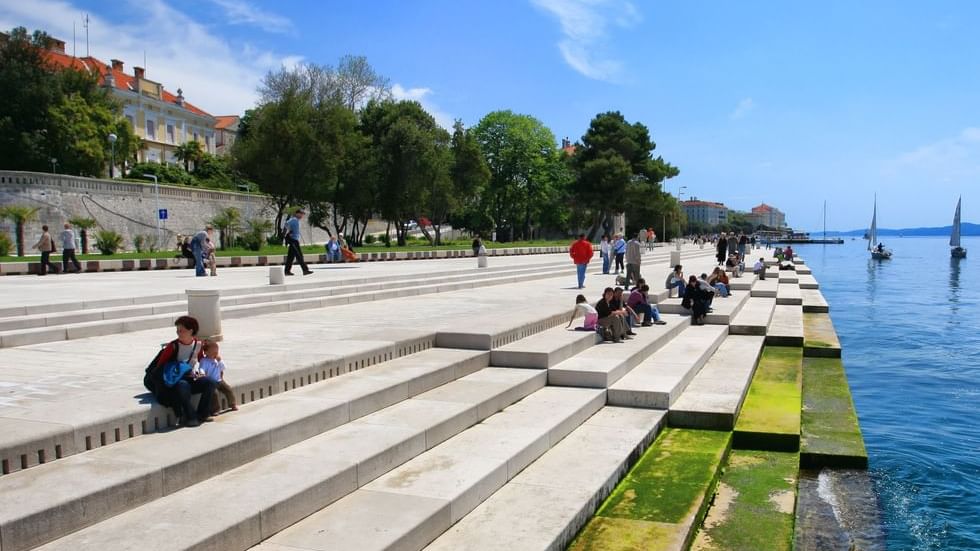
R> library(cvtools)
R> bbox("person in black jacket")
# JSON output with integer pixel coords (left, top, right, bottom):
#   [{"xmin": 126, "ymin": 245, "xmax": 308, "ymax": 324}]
[
  {"xmin": 716, "ymin": 232, "xmax": 728, "ymax": 265},
  {"xmin": 682, "ymin": 275, "xmax": 712, "ymax": 325},
  {"xmin": 595, "ymin": 288, "xmax": 629, "ymax": 343}
]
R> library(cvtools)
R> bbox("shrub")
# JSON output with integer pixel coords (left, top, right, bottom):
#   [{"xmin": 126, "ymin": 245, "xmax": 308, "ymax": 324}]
[
  {"xmin": 133, "ymin": 234, "xmax": 156, "ymax": 253},
  {"xmin": 0, "ymin": 232, "xmax": 11, "ymax": 256},
  {"xmin": 364, "ymin": 234, "xmax": 376, "ymax": 244},
  {"xmin": 129, "ymin": 162, "xmax": 194, "ymax": 186},
  {"xmin": 95, "ymin": 230, "xmax": 124, "ymax": 255}
]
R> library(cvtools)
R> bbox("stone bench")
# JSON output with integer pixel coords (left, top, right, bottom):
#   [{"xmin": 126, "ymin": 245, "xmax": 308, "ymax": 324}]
[
  {"xmin": 729, "ymin": 297, "xmax": 777, "ymax": 336},
  {"xmin": 490, "ymin": 325, "xmax": 602, "ymax": 369},
  {"xmin": 750, "ymin": 277, "xmax": 779, "ymax": 298},
  {"xmin": 776, "ymin": 283, "xmax": 803, "ymax": 305},
  {"xmin": 766, "ymin": 304, "xmax": 804, "ymax": 346},
  {"xmin": 801, "ymin": 289, "xmax": 829, "ymax": 313}
]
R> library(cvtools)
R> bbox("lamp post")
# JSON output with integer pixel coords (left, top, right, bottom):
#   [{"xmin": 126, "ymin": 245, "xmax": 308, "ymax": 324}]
[
  {"xmin": 143, "ymin": 173, "xmax": 161, "ymax": 247},
  {"xmin": 50, "ymin": 158, "xmax": 57, "ymax": 174},
  {"xmin": 107, "ymin": 133, "xmax": 117, "ymax": 178}
]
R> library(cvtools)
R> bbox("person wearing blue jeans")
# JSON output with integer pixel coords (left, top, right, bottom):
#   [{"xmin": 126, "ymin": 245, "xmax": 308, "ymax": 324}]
[
  {"xmin": 191, "ymin": 226, "xmax": 213, "ymax": 277},
  {"xmin": 599, "ymin": 235, "xmax": 611, "ymax": 274},
  {"xmin": 613, "ymin": 234, "xmax": 626, "ymax": 274},
  {"xmin": 628, "ymin": 285, "xmax": 667, "ymax": 325},
  {"xmin": 569, "ymin": 234, "xmax": 594, "ymax": 289},
  {"xmin": 667, "ymin": 264, "xmax": 686, "ymax": 297}
]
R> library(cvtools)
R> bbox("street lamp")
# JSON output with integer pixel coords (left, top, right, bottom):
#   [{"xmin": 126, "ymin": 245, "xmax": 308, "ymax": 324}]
[
  {"xmin": 107, "ymin": 133, "xmax": 118, "ymax": 178},
  {"xmin": 143, "ymin": 173, "xmax": 161, "ymax": 247},
  {"xmin": 50, "ymin": 158, "xmax": 57, "ymax": 174}
]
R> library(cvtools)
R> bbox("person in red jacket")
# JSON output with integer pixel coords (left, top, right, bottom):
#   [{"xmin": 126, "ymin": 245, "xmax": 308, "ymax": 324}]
[{"xmin": 569, "ymin": 234, "xmax": 594, "ymax": 289}]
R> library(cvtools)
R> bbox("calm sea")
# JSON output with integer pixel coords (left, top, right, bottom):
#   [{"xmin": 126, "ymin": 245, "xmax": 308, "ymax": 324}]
[{"xmin": 794, "ymin": 236, "xmax": 980, "ymax": 550}]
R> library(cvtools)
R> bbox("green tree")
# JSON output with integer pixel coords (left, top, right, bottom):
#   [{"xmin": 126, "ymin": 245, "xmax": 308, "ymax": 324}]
[
  {"xmin": 68, "ymin": 216, "xmax": 97, "ymax": 254},
  {"xmin": 0, "ymin": 205, "xmax": 40, "ymax": 256},
  {"xmin": 174, "ymin": 140, "xmax": 204, "ymax": 172},
  {"xmin": 209, "ymin": 207, "xmax": 241, "ymax": 250},
  {"xmin": 471, "ymin": 110, "xmax": 564, "ymax": 241},
  {"xmin": 444, "ymin": 120, "xmax": 491, "ymax": 241}
]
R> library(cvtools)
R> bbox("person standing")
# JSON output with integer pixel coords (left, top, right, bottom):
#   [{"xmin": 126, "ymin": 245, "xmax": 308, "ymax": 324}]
[
  {"xmin": 716, "ymin": 232, "xmax": 728, "ymax": 265},
  {"xmin": 569, "ymin": 233, "xmax": 594, "ymax": 289},
  {"xmin": 34, "ymin": 224, "xmax": 58, "ymax": 276},
  {"xmin": 624, "ymin": 232, "xmax": 643, "ymax": 289},
  {"xmin": 613, "ymin": 233, "xmax": 626, "ymax": 274},
  {"xmin": 191, "ymin": 225, "xmax": 213, "ymax": 277},
  {"xmin": 59, "ymin": 222, "xmax": 82, "ymax": 273},
  {"xmin": 599, "ymin": 235, "xmax": 611, "ymax": 274},
  {"xmin": 738, "ymin": 233, "xmax": 749, "ymax": 261},
  {"xmin": 284, "ymin": 209, "xmax": 312, "ymax": 276},
  {"xmin": 727, "ymin": 233, "xmax": 738, "ymax": 263}
]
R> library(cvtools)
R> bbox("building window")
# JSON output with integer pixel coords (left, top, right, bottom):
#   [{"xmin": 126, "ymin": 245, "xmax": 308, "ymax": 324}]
[
  {"xmin": 146, "ymin": 119, "xmax": 156, "ymax": 140},
  {"xmin": 125, "ymin": 114, "xmax": 135, "ymax": 130},
  {"xmin": 193, "ymin": 131, "xmax": 199, "ymax": 143},
  {"xmin": 166, "ymin": 122, "xmax": 175, "ymax": 144},
  {"xmin": 205, "ymin": 133, "xmax": 211, "ymax": 151}
]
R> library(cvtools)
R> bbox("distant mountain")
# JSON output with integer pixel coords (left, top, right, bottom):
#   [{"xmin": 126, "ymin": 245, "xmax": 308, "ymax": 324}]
[{"xmin": 814, "ymin": 223, "xmax": 980, "ymax": 237}]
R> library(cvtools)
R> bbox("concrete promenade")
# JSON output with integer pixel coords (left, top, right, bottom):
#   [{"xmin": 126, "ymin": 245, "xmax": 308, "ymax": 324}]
[{"xmin": 0, "ymin": 244, "xmax": 831, "ymax": 551}]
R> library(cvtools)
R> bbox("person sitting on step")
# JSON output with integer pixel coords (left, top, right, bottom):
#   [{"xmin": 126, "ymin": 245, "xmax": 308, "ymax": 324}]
[
  {"xmin": 666, "ymin": 264, "xmax": 686, "ymax": 297},
  {"xmin": 682, "ymin": 276, "xmax": 712, "ymax": 325},
  {"xmin": 708, "ymin": 267, "xmax": 731, "ymax": 297},
  {"xmin": 596, "ymin": 288, "xmax": 629, "ymax": 342},
  {"xmin": 566, "ymin": 294, "xmax": 599, "ymax": 332},
  {"xmin": 611, "ymin": 287, "xmax": 639, "ymax": 335},
  {"xmin": 754, "ymin": 257, "xmax": 767, "ymax": 280},
  {"xmin": 145, "ymin": 316, "xmax": 217, "ymax": 427},
  {"xmin": 200, "ymin": 339, "xmax": 238, "ymax": 415},
  {"xmin": 628, "ymin": 284, "xmax": 667, "ymax": 325}
]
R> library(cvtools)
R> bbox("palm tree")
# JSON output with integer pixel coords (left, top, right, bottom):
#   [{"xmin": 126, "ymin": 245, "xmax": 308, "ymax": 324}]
[
  {"xmin": 0, "ymin": 205, "xmax": 40, "ymax": 257},
  {"xmin": 209, "ymin": 207, "xmax": 241, "ymax": 250},
  {"xmin": 174, "ymin": 141, "xmax": 204, "ymax": 172},
  {"xmin": 69, "ymin": 217, "xmax": 98, "ymax": 254}
]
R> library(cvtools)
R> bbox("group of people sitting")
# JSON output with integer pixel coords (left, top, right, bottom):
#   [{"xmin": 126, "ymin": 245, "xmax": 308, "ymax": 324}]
[{"xmin": 566, "ymin": 279, "xmax": 667, "ymax": 343}]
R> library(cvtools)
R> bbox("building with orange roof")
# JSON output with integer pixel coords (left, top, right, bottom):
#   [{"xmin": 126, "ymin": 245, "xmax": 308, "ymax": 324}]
[
  {"xmin": 560, "ymin": 137, "xmax": 577, "ymax": 156},
  {"xmin": 746, "ymin": 202, "xmax": 786, "ymax": 228},
  {"xmin": 214, "ymin": 115, "xmax": 240, "ymax": 157},
  {"xmin": 42, "ymin": 37, "xmax": 216, "ymax": 169},
  {"xmin": 681, "ymin": 198, "xmax": 729, "ymax": 226}
]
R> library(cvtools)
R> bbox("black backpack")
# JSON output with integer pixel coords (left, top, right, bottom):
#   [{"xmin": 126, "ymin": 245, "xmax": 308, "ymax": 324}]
[{"xmin": 143, "ymin": 340, "xmax": 178, "ymax": 393}]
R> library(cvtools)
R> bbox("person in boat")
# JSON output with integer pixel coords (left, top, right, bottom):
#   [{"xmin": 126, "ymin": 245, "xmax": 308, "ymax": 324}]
[{"xmin": 876, "ymin": 243, "xmax": 884, "ymax": 253}]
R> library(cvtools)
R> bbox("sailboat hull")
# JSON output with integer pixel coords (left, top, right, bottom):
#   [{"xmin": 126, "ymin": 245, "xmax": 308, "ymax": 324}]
[
  {"xmin": 871, "ymin": 251, "xmax": 892, "ymax": 260},
  {"xmin": 952, "ymin": 248, "xmax": 967, "ymax": 258}
]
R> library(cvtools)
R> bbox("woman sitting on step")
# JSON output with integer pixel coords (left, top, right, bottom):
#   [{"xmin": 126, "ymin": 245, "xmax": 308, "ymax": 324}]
[
  {"xmin": 708, "ymin": 267, "xmax": 731, "ymax": 297},
  {"xmin": 144, "ymin": 316, "xmax": 217, "ymax": 428},
  {"xmin": 682, "ymin": 276, "xmax": 712, "ymax": 325},
  {"xmin": 566, "ymin": 294, "xmax": 599, "ymax": 332},
  {"xmin": 595, "ymin": 288, "xmax": 629, "ymax": 343}
]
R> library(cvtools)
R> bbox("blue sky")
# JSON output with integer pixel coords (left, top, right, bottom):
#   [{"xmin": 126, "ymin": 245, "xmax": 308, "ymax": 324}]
[{"xmin": 2, "ymin": 0, "xmax": 977, "ymax": 230}]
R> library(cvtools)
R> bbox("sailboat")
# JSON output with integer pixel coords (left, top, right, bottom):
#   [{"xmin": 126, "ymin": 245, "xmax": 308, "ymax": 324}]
[
  {"xmin": 951, "ymin": 196, "xmax": 967, "ymax": 258},
  {"xmin": 868, "ymin": 196, "xmax": 892, "ymax": 260}
]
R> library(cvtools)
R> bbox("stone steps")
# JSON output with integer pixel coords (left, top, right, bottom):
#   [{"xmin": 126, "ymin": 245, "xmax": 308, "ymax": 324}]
[
  {"xmin": 424, "ymin": 407, "xmax": 667, "ymax": 551},
  {"xmin": 250, "ymin": 386, "xmax": 606, "ymax": 551},
  {"xmin": 750, "ymin": 277, "xmax": 779, "ymax": 298},
  {"xmin": 801, "ymin": 288, "xmax": 829, "ymax": 313},
  {"xmin": 0, "ymin": 347, "xmax": 496, "ymax": 550},
  {"xmin": 607, "ymin": 324, "xmax": 729, "ymax": 409},
  {"xmin": 729, "ymin": 297, "xmax": 777, "ymax": 336},
  {"xmin": 767, "ymin": 304, "xmax": 805, "ymax": 346},
  {"xmin": 29, "ymin": 367, "xmax": 550, "ymax": 551},
  {"xmin": 489, "ymin": 325, "xmax": 603, "ymax": 369},
  {"xmin": 658, "ymin": 289, "xmax": 749, "ymax": 325},
  {"xmin": 776, "ymin": 282, "xmax": 803, "ymax": 305},
  {"xmin": 797, "ymin": 273, "xmax": 819, "ymax": 289},
  {"xmin": 547, "ymin": 315, "xmax": 689, "ymax": 388},
  {"xmin": 667, "ymin": 335, "xmax": 766, "ymax": 430}
]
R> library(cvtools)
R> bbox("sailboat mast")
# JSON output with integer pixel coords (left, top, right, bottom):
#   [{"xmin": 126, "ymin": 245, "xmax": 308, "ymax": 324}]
[{"xmin": 823, "ymin": 200, "xmax": 826, "ymax": 242}]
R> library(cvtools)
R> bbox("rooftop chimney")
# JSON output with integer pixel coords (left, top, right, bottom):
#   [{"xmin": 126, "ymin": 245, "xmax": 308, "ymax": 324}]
[
  {"xmin": 103, "ymin": 64, "xmax": 115, "ymax": 88},
  {"xmin": 175, "ymin": 88, "xmax": 184, "ymax": 106},
  {"xmin": 111, "ymin": 59, "xmax": 123, "ymax": 71},
  {"xmin": 49, "ymin": 38, "xmax": 66, "ymax": 53},
  {"xmin": 134, "ymin": 66, "xmax": 145, "ymax": 79}
]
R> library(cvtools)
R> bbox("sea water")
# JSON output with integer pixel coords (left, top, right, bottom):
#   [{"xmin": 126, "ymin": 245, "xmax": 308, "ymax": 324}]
[{"xmin": 793, "ymin": 237, "xmax": 980, "ymax": 550}]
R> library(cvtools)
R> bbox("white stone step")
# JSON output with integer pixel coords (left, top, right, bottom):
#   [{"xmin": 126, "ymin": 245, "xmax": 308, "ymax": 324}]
[
  {"xmin": 607, "ymin": 324, "xmax": 729, "ymax": 409},
  {"xmin": 750, "ymin": 277, "xmax": 779, "ymax": 298},
  {"xmin": 801, "ymin": 289, "xmax": 829, "ymax": 313},
  {"xmin": 424, "ymin": 407, "xmax": 666, "ymax": 551},
  {"xmin": 657, "ymin": 290, "xmax": 749, "ymax": 325},
  {"xmin": 548, "ymin": 315, "xmax": 689, "ymax": 388},
  {"xmin": 778, "ymin": 272, "xmax": 799, "ymax": 284},
  {"xmin": 668, "ymin": 335, "xmax": 766, "ymax": 430},
  {"xmin": 490, "ymin": 325, "xmax": 601, "ymax": 369},
  {"xmin": 32, "ymin": 367, "xmax": 547, "ymax": 551},
  {"xmin": 729, "ymin": 297, "xmax": 777, "ymax": 336},
  {"xmin": 797, "ymin": 274, "xmax": 819, "ymax": 289},
  {"xmin": 0, "ymin": 348, "xmax": 489, "ymax": 551},
  {"xmin": 776, "ymin": 283, "xmax": 803, "ymax": 305},
  {"xmin": 728, "ymin": 274, "xmax": 756, "ymax": 291},
  {"xmin": 767, "ymin": 304, "xmax": 804, "ymax": 346},
  {"xmin": 251, "ymin": 386, "xmax": 606, "ymax": 551},
  {"xmin": 795, "ymin": 264, "xmax": 812, "ymax": 275}
]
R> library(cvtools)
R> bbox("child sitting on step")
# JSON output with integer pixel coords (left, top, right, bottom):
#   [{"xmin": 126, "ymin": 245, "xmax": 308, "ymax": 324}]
[
  {"xmin": 566, "ymin": 294, "xmax": 599, "ymax": 332},
  {"xmin": 200, "ymin": 340, "xmax": 238, "ymax": 414}
]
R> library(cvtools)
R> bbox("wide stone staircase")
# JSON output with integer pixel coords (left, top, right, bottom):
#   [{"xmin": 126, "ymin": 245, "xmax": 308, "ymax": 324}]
[{"xmin": 0, "ymin": 248, "xmax": 825, "ymax": 551}]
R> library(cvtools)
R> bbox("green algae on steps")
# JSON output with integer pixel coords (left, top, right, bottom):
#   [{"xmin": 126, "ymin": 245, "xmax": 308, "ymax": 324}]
[
  {"xmin": 802, "ymin": 313, "xmax": 842, "ymax": 358},
  {"xmin": 569, "ymin": 428, "xmax": 731, "ymax": 551},
  {"xmin": 801, "ymin": 357, "xmax": 868, "ymax": 468},
  {"xmin": 733, "ymin": 346, "xmax": 803, "ymax": 451},
  {"xmin": 692, "ymin": 450, "xmax": 799, "ymax": 551}
]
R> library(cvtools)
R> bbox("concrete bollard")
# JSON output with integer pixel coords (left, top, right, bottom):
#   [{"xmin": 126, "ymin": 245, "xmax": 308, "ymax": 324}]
[
  {"xmin": 478, "ymin": 255, "xmax": 488, "ymax": 268},
  {"xmin": 269, "ymin": 266, "xmax": 285, "ymax": 285},
  {"xmin": 675, "ymin": 240, "xmax": 682, "ymax": 251},
  {"xmin": 187, "ymin": 289, "xmax": 222, "ymax": 342},
  {"xmin": 670, "ymin": 250, "xmax": 681, "ymax": 267}
]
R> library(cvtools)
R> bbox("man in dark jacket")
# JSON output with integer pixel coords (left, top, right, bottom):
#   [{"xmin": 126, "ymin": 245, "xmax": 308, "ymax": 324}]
[{"xmin": 716, "ymin": 232, "xmax": 728, "ymax": 265}]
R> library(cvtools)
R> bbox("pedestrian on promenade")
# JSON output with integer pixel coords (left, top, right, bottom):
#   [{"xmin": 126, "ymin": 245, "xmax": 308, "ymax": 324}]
[
  {"xmin": 284, "ymin": 209, "xmax": 313, "ymax": 276},
  {"xmin": 59, "ymin": 222, "xmax": 81, "ymax": 273},
  {"xmin": 750, "ymin": 235, "xmax": 757, "ymax": 250},
  {"xmin": 569, "ymin": 233, "xmax": 594, "ymax": 289},
  {"xmin": 599, "ymin": 234, "xmax": 611, "ymax": 274},
  {"xmin": 727, "ymin": 233, "xmax": 738, "ymax": 262},
  {"xmin": 646, "ymin": 228, "xmax": 656, "ymax": 251},
  {"xmin": 624, "ymin": 232, "xmax": 643, "ymax": 289},
  {"xmin": 191, "ymin": 225, "xmax": 214, "ymax": 277},
  {"xmin": 34, "ymin": 224, "xmax": 58, "ymax": 275},
  {"xmin": 204, "ymin": 237, "xmax": 217, "ymax": 276},
  {"xmin": 716, "ymin": 232, "xmax": 728, "ymax": 265},
  {"xmin": 613, "ymin": 233, "xmax": 626, "ymax": 274},
  {"xmin": 471, "ymin": 236, "xmax": 482, "ymax": 257},
  {"xmin": 144, "ymin": 316, "xmax": 217, "ymax": 427},
  {"xmin": 738, "ymin": 233, "xmax": 749, "ymax": 260}
]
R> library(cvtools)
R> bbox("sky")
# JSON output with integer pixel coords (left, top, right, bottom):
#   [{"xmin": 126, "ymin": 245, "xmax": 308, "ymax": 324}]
[{"xmin": 2, "ymin": 0, "xmax": 978, "ymax": 231}]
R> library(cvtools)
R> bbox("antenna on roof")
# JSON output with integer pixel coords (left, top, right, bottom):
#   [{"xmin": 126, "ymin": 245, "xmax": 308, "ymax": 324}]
[
  {"xmin": 72, "ymin": 20, "xmax": 76, "ymax": 57},
  {"xmin": 83, "ymin": 13, "xmax": 89, "ymax": 57}
]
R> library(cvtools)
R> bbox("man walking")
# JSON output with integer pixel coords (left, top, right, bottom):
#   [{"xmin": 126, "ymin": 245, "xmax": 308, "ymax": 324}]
[
  {"xmin": 624, "ymin": 231, "xmax": 643, "ymax": 289},
  {"xmin": 613, "ymin": 233, "xmax": 626, "ymax": 274},
  {"xmin": 59, "ymin": 222, "xmax": 81, "ymax": 273},
  {"xmin": 284, "ymin": 208, "xmax": 312, "ymax": 276},
  {"xmin": 191, "ymin": 225, "xmax": 213, "ymax": 277},
  {"xmin": 569, "ymin": 233, "xmax": 594, "ymax": 289},
  {"xmin": 34, "ymin": 224, "xmax": 58, "ymax": 276}
]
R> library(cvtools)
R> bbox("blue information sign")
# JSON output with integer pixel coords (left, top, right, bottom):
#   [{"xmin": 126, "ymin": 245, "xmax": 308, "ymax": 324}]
[{"xmin": 158, "ymin": 209, "xmax": 168, "ymax": 220}]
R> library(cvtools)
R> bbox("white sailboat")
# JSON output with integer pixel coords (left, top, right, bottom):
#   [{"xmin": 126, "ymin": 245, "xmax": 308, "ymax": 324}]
[
  {"xmin": 869, "ymin": 197, "xmax": 892, "ymax": 259},
  {"xmin": 951, "ymin": 196, "xmax": 967, "ymax": 258}
]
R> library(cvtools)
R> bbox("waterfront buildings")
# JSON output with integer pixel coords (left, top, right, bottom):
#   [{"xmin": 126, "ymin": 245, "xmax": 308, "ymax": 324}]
[
  {"xmin": 746, "ymin": 203, "xmax": 786, "ymax": 228},
  {"xmin": 214, "ymin": 116, "xmax": 241, "ymax": 156},
  {"xmin": 681, "ymin": 199, "xmax": 729, "ymax": 226},
  {"xmin": 43, "ymin": 37, "xmax": 216, "ymax": 168}
]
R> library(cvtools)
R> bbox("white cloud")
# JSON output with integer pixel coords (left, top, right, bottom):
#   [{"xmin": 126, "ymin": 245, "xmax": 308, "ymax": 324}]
[
  {"xmin": 209, "ymin": 0, "xmax": 292, "ymax": 34},
  {"xmin": 730, "ymin": 97, "xmax": 755, "ymax": 120},
  {"xmin": 885, "ymin": 127, "xmax": 980, "ymax": 181},
  {"xmin": 531, "ymin": 0, "xmax": 641, "ymax": 82},
  {"xmin": 0, "ymin": 0, "xmax": 302, "ymax": 116},
  {"xmin": 391, "ymin": 84, "xmax": 455, "ymax": 130}
]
